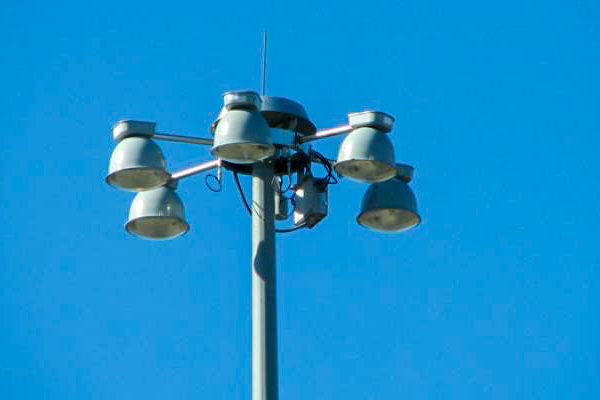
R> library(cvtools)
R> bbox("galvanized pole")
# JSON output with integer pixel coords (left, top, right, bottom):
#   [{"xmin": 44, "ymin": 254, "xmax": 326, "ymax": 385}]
[{"xmin": 252, "ymin": 161, "xmax": 278, "ymax": 400}]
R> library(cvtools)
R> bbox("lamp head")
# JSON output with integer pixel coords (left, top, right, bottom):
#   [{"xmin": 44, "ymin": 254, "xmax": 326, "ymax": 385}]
[
  {"xmin": 126, "ymin": 185, "xmax": 189, "ymax": 240},
  {"xmin": 107, "ymin": 137, "xmax": 169, "ymax": 192},
  {"xmin": 334, "ymin": 126, "xmax": 396, "ymax": 183},
  {"xmin": 335, "ymin": 111, "xmax": 397, "ymax": 183},
  {"xmin": 357, "ymin": 177, "xmax": 421, "ymax": 233},
  {"xmin": 211, "ymin": 108, "xmax": 274, "ymax": 164}
]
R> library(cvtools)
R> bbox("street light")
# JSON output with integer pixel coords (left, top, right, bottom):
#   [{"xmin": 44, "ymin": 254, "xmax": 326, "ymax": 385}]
[{"xmin": 106, "ymin": 90, "xmax": 421, "ymax": 400}]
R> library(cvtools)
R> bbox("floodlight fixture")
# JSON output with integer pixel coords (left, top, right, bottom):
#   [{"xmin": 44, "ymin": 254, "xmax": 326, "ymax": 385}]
[
  {"xmin": 106, "ymin": 136, "xmax": 169, "ymax": 191},
  {"xmin": 211, "ymin": 92, "xmax": 275, "ymax": 164},
  {"xmin": 334, "ymin": 111, "xmax": 397, "ymax": 183},
  {"xmin": 357, "ymin": 164, "xmax": 421, "ymax": 232},
  {"xmin": 334, "ymin": 127, "xmax": 396, "ymax": 183},
  {"xmin": 126, "ymin": 185, "xmax": 189, "ymax": 240}
]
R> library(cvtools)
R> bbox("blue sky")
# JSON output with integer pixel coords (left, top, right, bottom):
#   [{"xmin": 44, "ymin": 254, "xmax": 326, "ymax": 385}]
[{"xmin": 1, "ymin": 0, "xmax": 599, "ymax": 398}]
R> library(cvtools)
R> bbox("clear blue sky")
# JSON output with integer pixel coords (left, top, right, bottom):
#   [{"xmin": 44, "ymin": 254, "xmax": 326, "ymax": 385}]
[{"xmin": 1, "ymin": 0, "xmax": 598, "ymax": 398}]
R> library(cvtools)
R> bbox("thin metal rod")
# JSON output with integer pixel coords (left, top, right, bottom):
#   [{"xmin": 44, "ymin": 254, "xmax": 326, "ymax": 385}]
[
  {"xmin": 298, "ymin": 125, "xmax": 353, "ymax": 144},
  {"xmin": 252, "ymin": 161, "xmax": 278, "ymax": 400},
  {"xmin": 154, "ymin": 133, "xmax": 214, "ymax": 145},
  {"xmin": 261, "ymin": 32, "xmax": 268, "ymax": 96},
  {"xmin": 169, "ymin": 159, "xmax": 220, "ymax": 181}
]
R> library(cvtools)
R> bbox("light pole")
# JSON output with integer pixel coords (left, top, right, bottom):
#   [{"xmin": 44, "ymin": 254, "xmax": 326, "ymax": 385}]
[{"xmin": 106, "ymin": 91, "xmax": 421, "ymax": 400}]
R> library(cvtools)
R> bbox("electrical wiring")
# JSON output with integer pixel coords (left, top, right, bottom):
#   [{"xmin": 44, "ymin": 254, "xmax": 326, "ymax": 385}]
[
  {"xmin": 278, "ymin": 173, "xmax": 293, "ymax": 193},
  {"xmin": 310, "ymin": 150, "xmax": 338, "ymax": 184},
  {"xmin": 205, "ymin": 173, "xmax": 222, "ymax": 192},
  {"xmin": 275, "ymin": 224, "xmax": 306, "ymax": 233},
  {"xmin": 232, "ymin": 171, "xmax": 306, "ymax": 234},
  {"xmin": 233, "ymin": 171, "xmax": 252, "ymax": 215}
]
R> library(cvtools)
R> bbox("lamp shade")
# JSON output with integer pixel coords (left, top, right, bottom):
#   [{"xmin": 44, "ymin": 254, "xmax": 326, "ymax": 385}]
[
  {"xmin": 107, "ymin": 137, "xmax": 169, "ymax": 191},
  {"xmin": 212, "ymin": 109, "xmax": 274, "ymax": 164},
  {"xmin": 334, "ymin": 127, "xmax": 396, "ymax": 183},
  {"xmin": 357, "ymin": 178, "xmax": 421, "ymax": 232},
  {"xmin": 126, "ymin": 186, "xmax": 189, "ymax": 240}
]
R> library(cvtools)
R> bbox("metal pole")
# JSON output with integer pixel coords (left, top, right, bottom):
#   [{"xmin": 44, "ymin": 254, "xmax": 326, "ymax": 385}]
[
  {"xmin": 252, "ymin": 161, "xmax": 278, "ymax": 400},
  {"xmin": 153, "ymin": 133, "xmax": 213, "ymax": 145},
  {"xmin": 169, "ymin": 159, "xmax": 220, "ymax": 181},
  {"xmin": 298, "ymin": 124, "xmax": 353, "ymax": 144}
]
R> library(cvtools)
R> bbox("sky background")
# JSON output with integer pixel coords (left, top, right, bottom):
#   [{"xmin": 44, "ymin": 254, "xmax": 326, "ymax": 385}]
[{"xmin": 1, "ymin": 0, "xmax": 599, "ymax": 398}]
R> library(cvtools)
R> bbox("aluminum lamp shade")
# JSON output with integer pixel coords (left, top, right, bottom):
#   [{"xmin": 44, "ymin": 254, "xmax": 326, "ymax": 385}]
[
  {"xmin": 212, "ymin": 109, "xmax": 274, "ymax": 164},
  {"xmin": 107, "ymin": 137, "xmax": 169, "ymax": 191},
  {"xmin": 334, "ymin": 127, "xmax": 396, "ymax": 183},
  {"xmin": 126, "ymin": 186, "xmax": 189, "ymax": 240},
  {"xmin": 357, "ymin": 178, "xmax": 421, "ymax": 233}
]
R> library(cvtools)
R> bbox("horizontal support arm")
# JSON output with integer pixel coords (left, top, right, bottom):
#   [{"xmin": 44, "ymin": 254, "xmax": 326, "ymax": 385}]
[
  {"xmin": 298, "ymin": 125, "xmax": 352, "ymax": 144},
  {"xmin": 154, "ymin": 132, "xmax": 214, "ymax": 145},
  {"xmin": 170, "ymin": 159, "xmax": 220, "ymax": 181}
]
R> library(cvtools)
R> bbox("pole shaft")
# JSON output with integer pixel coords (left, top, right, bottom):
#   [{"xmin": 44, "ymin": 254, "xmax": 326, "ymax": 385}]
[{"xmin": 252, "ymin": 162, "xmax": 278, "ymax": 400}]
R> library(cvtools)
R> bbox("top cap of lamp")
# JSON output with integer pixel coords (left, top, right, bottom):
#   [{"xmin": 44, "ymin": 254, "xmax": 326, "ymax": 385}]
[
  {"xmin": 334, "ymin": 111, "xmax": 397, "ymax": 183},
  {"xmin": 112, "ymin": 120, "xmax": 157, "ymax": 141},
  {"xmin": 223, "ymin": 91, "xmax": 262, "ymax": 111},
  {"xmin": 212, "ymin": 92, "xmax": 274, "ymax": 164},
  {"xmin": 348, "ymin": 111, "xmax": 394, "ymax": 132}
]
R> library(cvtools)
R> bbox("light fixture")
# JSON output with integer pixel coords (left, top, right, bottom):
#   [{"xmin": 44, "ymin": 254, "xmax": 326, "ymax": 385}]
[
  {"xmin": 106, "ymin": 136, "xmax": 169, "ymax": 191},
  {"xmin": 357, "ymin": 164, "xmax": 421, "ymax": 232},
  {"xmin": 107, "ymin": 70, "xmax": 422, "ymax": 400},
  {"xmin": 334, "ymin": 111, "xmax": 397, "ymax": 183},
  {"xmin": 211, "ymin": 91, "xmax": 275, "ymax": 164},
  {"xmin": 125, "ymin": 185, "xmax": 189, "ymax": 240}
]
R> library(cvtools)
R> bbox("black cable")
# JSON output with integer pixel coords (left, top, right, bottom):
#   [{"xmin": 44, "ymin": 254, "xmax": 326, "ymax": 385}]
[
  {"xmin": 276, "ymin": 224, "xmax": 306, "ymax": 233},
  {"xmin": 205, "ymin": 174, "xmax": 222, "ymax": 192},
  {"xmin": 233, "ymin": 171, "xmax": 305, "ymax": 234},
  {"xmin": 233, "ymin": 171, "xmax": 252, "ymax": 215},
  {"xmin": 310, "ymin": 150, "xmax": 338, "ymax": 184}
]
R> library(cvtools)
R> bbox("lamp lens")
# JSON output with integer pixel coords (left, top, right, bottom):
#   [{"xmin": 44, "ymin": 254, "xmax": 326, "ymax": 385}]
[
  {"xmin": 358, "ymin": 208, "xmax": 420, "ymax": 232},
  {"xmin": 126, "ymin": 216, "xmax": 188, "ymax": 240},
  {"xmin": 213, "ymin": 143, "xmax": 274, "ymax": 164},
  {"xmin": 334, "ymin": 160, "xmax": 396, "ymax": 183},
  {"xmin": 107, "ymin": 168, "xmax": 170, "ymax": 191}
]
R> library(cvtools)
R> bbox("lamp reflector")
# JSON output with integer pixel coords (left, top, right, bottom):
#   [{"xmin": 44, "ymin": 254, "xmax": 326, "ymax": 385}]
[
  {"xmin": 334, "ymin": 127, "xmax": 396, "ymax": 183},
  {"xmin": 107, "ymin": 137, "xmax": 169, "ymax": 191},
  {"xmin": 212, "ymin": 109, "xmax": 274, "ymax": 164},
  {"xmin": 126, "ymin": 186, "xmax": 189, "ymax": 240},
  {"xmin": 357, "ymin": 178, "xmax": 421, "ymax": 233}
]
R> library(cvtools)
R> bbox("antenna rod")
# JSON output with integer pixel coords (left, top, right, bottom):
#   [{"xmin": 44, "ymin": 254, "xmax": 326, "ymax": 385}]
[{"xmin": 261, "ymin": 31, "xmax": 268, "ymax": 96}]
